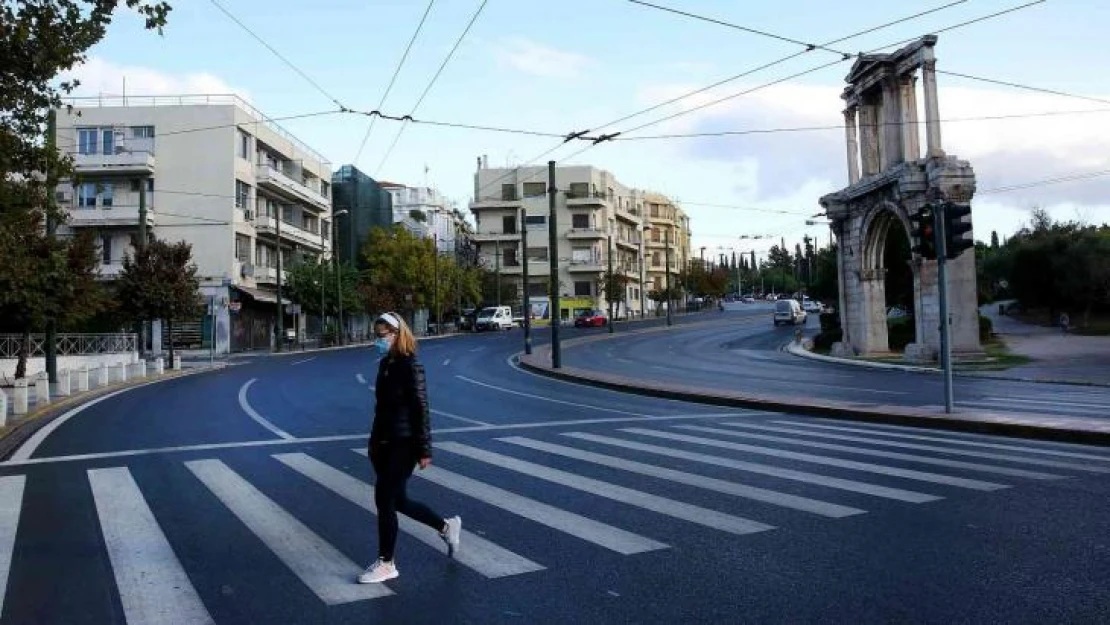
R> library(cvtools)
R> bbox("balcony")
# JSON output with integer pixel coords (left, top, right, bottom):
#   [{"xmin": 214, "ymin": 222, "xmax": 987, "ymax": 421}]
[
  {"xmin": 254, "ymin": 266, "xmax": 287, "ymax": 285},
  {"xmin": 567, "ymin": 258, "xmax": 606, "ymax": 273},
  {"xmin": 565, "ymin": 190, "xmax": 610, "ymax": 208},
  {"xmin": 254, "ymin": 215, "xmax": 325, "ymax": 250},
  {"xmin": 470, "ymin": 194, "xmax": 523, "ymax": 210},
  {"xmin": 615, "ymin": 237, "xmax": 640, "ymax": 251},
  {"xmin": 67, "ymin": 205, "xmax": 156, "ymax": 228},
  {"xmin": 566, "ymin": 228, "xmax": 606, "ymax": 240},
  {"xmin": 615, "ymin": 206, "xmax": 641, "ymax": 224},
  {"xmin": 255, "ymin": 164, "xmax": 330, "ymax": 211},
  {"xmin": 97, "ymin": 262, "xmax": 125, "ymax": 280},
  {"xmin": 471, "ymin": 231, "xmax": 521, "ymax": 243},
  {"xmin": 73, "ymin": 150, "xmax": 155, "ymax": 175}
]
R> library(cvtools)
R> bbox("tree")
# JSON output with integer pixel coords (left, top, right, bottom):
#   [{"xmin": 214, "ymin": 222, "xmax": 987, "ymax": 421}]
[
  {"xmin": 116, "ymin": 238, "xmax": 201, "ymax": 363},
  {"xmin": 285, "ymin": 257, "xmax": 361, "ymax": 318},
  {"xmin": 598, "ymin": 269, "xmax": 631, "ymax": 318},
  {"xmin": 990, "ymin": 230, "xmax": 1000, "ymax": 250}
]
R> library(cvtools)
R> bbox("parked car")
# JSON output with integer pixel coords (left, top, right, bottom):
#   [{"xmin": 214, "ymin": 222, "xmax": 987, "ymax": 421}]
[
  {"xmin": 574, "ymin": 310, "xmax": 608, "ymax": 328},
  {"xmin": 475, "ymin": 306, "xmax": 514, "ymax": 331},
  {"xmin": 458, "ymin": 308, "xmax": 477, "ymax": 332},
  {"xmin": 773, "ymin": 298, "xmax": 807, "ymax": 326},
  {"xmin": 802, "ymin": 299, "xmax": 823, "ymax": 314}
]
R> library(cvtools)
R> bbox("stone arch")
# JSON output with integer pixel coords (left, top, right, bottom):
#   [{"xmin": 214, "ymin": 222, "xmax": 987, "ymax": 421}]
[{"xmin": 855, "ymin": 201, "xmax": 914, "ymax": 353}]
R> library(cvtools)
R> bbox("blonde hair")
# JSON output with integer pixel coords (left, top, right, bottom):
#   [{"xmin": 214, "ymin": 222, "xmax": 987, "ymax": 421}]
[{"xmin": 376, "ymin": 311, "xmax": 417, "ymax": 357}]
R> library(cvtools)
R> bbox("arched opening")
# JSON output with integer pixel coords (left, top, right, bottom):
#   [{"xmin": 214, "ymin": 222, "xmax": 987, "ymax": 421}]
[{"xmin": 861, "ymin": 207, "xmax": 917, "ymax": 353}]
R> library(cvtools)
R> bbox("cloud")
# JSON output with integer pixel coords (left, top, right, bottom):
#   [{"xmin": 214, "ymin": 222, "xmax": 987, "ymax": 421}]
[
  {"xmin": 59, "ymin": 56, "xmax": 251, "ymax": 102},
  {"xmin": 492, "ymin": 37, "xmax": 593, "ymax": 79}
]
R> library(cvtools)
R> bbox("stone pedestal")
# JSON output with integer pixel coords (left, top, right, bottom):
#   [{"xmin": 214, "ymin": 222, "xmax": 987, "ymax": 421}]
[
  {"xmin": 77, "ymin": 367, "xmax": 90, "ymax": 392},
  {"xmin": 154, "ymin": 358, "xmax": 165, "ymax": 375},
  {"xmin": 35, "ymin": 377, "xmax": 50, "ymax": 406},
  {"xmin": 12, "ymin": 380, "xmax": 28, "ymax": 416},
  {"xmin": 54, "ymin": 369, "xmax": 71, "ymax": 397},
  {"xmin": 903, "ymin": 342, "xmax": 937, "ymax": 363},
  {"xmin": 0, "ymin": 391, "xmax": 7, "ymax": 426},
  {"xmin": 93, "ymin": 366, "xmax": 108, "ymax": 388},
  {"xmin": 831, "ymin": 342, "xmax": 857, "ymax": 358}
]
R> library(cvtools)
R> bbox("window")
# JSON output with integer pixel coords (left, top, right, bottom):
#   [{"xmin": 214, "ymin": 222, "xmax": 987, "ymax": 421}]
[
  {"xmin": 235, "ymin": 235, "xmax": 251, "ymax": 263},
  {"xmin": 571, "ymin": 214, "xmax": 590, "ymax": 229},
  {"xmin": 282, "ymin": 205, "xmax": 295, "ymax": 225},
  {"xmin": 524, "ymin": 215, "xmax": 546, "ymax": 226},
  {"xmin": 237, "ymin": 130, "xmax": 251, "ymax": 160},
  {"xmin": 501, "ymin": 244, "xmax": 519, "ymax": 267},
  {"xmin": 572, "ymin": 247, "xmax": 592, "ymax": 262},
  {"xmin": 574, "ymin": 281, "xmax": 592, "ymax": 297},
  {"xmin": 100, "ymin": 235, "xmax": 112, "ymax": 264},
  {"xmin": 322, "ymin": 220, "xmax": 330, "ymax": 240},
  {"xmin": 523, "ymin": 182, "xmax": 545, "ymax": 198},
  {"xmin": 78, "ymin": 183, "xmax": 97, "ymax": 208},
  {"xmin": 131, "ymin": 126, "xmax": 154, "ymax": 138},
  {"xmin": 77, "ymin": 128, "xmax": 99, "ymax": 155},
  {"xmin": 235, "ymin": 180, "xmax": 250, "ymax": 209},
  {"xmin": 653, "ymin": 252, "xmax": 661, "ymax": 266},
  {"xmin": 500, "ymin": 184, "xmax": 517, "ymax": 201},
  {"xmin": 527, "ymin": 281, "xmax": 548, "ymax": 297},
  {"xmin": 102, "ymin": 129, "xmax": 115, "ymax": 155},
  {"xmin": 525, "ymin": 246, "xmax": 548, "ymax": 262},
  {"xmin": 129, "ymin": 178, "xmax": 154, "ymax": 199},
  {"xmin": 568, "ymin": 182, "xmax": 589, "ymax": 198},
  {"xmin": 99, "ymin": 183, "xmax": 113, "ymax": 208},
  {"xmin": 502, "ymin": 215, "xmax": 517, "ymax": 234}
]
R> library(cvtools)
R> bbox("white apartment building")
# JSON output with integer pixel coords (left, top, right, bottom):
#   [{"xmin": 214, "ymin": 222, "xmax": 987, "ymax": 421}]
[
  {"xmin": 55, "ymin": 95, "xmax": 333, "ymax": 353},
  {"xmin": 381, "ymin": 182, "xmax": 464, "ymax": 253},
  {"xmin": 469, "ymin": 163, "xmax": 690, "ymax": 322}
]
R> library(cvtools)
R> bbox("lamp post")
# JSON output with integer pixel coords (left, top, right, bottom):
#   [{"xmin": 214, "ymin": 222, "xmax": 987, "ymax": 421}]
[
  {"xmin": 333, "ymin": 209, "xmax": 349, "ymax": 345},
  {"xmin": 639, "ymin": 223, "xmax": 651, "ymax": 318}
]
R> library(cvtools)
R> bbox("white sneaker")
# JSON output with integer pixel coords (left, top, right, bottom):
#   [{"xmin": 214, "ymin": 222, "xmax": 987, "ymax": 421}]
[
  {"xmin": 441, "ymin": 516, "xmax": 461, "ymax": 557},
  {"xmin": 357, "ymin": 558, "xmax": 398, "ymax": 584}
]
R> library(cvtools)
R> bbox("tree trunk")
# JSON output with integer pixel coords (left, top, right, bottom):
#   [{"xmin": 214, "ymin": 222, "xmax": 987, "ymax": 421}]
[
  {"xmin": 167, "ymin": 318, "xmax": 175, "ymax": 364},
  {"xmin": 14, "ymin": 329, "xmax": 30, "ymax": 380}
]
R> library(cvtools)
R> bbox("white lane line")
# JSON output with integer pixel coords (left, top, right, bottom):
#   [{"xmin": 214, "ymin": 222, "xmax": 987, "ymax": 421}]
[
  {"xmin": 0, "ymin": 414, "xmax": 748, "ymax": 468},
  {"xmin": 355, "ymin": 374, "xmax": 367, "ymax": 385},
  {"xmin": 707, "ymin": 423, "xmax": 1067, "ymax": 480},
  {"xmin": 722, "ymin": 422, "xmax": 1099, "ymax": 475},
  {"xmin": 500, "ymin": 436, "xmax": 863, "ymax": 519},
  {"xmin": 436, "ymin": 442, "xmax": 775, "ymax": 537},
  {"xmin": 456, "ymin": 375, "xmax": 654, "ymax": 417},
  {"xmin": 469, "ymin": 347, "xmax": 486, "ymax": 353},
  {"xmin": 8, "ymin": 388, "xmax": 132, "ymax": 462},
  {"xmin": 238, "ymin": 379, "xmax": 294, "ymax": 440},
  {"xmin": 0, "ymin": 476, "xmax": 26, "ymax": 617},
  {"xmin": 279, "ymin": 453, "xmax": 543, "ymax": 578},
  {"xmin": 634, "ymin": 428, "xmax": 1008, "ymax": 492},
  {"xmin": 87, "ymin": 468, "xmax": 214, "ymax": 624},
  {"xmin": 432, "ymin": 409, "xmax": 491, "ymax": 427},
  {"xmin": 562, "ymin": 432, "xmax": 938, "ymax": 503},
  {"xmin": 443, "ymin": 359, "xmax": 451, "ymax": 366},
  {"xmin": 984, "ymin": 396, "xmax": 1110, "ymax": 409},
  {"xmin": 773, "ymin": 420, "xmax": 1110, "ymax": 462},
  {"xmin": 291, "ymin": 357, "xmax": 316, "ymax": 366},
  {"xmin": 185, "ymin": 459, "xmax": 391, "ymax": 604}
]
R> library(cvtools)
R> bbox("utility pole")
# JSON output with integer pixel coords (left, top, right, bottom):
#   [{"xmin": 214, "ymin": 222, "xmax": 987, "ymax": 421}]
[
  {"xmin": 136, "ymin": 178, "xmax": 148, "ymax": 357},
  {"xmin": 433, "ymin": 238, "xmax": 440, "ymax": 335},
  {"xmin": 495, "ymin": 239, "xmax": 501, "ymax": 306},
  {"xmin": 45, "ymin": 109, "xmax": 58, "ymax": 385},
  {"xmin": 934, "ymin": 201, "xmax": 955, "ymax": 413},
  {"xmin": 275, "ymin": 208, "xmax": 284, "ymax": 353},
  {"xmin": 520, "ymin": 207, "xmax": 532, "ymax": 354},
  {"xmin": 607, "ymin": 234, "xmax": 615, "ymax": 334},
  {"xmin": 665, "ymin": 228, "xmax": 673, "ymax": 326},
  {"xmin": 547, "ymin": 161, "xmax": 561, "ymax": 368},
  {"xmin": 334, "ymin": 213, "xmax": 343, "ymax": 346},
  {"xmin": 320, "ymin": 226, "xmax": 325, "ymax": 344}
]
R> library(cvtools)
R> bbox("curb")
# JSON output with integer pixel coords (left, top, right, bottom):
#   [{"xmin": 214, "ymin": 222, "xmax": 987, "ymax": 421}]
[
  {"xmin": 0, "ymin": 364, "xmax": 226, "ymax": 462},
  {"xmin": 517, "ymin": 350, "xmax": 1110, "ymax": 446}
]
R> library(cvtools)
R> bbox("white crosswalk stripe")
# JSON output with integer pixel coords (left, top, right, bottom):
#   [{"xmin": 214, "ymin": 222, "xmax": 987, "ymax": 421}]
[
  {"xmin": 88, "ymin": 468, "xmax": 214, "ymax": 625},
  {"xmin": 0, "ymin": 476, "xmax": 26, "ymax": 618},
  {"xmin": 436, "ymin": 441, "xmax": 776, "ymax": 536},
  {"xmin": 277, "ymin": 452, "xmax": 543, "ymax": 578},
  {"xmin": 185, "ymin": 459, "xmax": 393, "ymax": 604}
]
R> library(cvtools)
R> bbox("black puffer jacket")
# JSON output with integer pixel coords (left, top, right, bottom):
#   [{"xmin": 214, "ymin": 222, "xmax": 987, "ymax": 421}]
[{"xmin": 370, "ymin": 354, "xmax": 432, "ymax": 458}]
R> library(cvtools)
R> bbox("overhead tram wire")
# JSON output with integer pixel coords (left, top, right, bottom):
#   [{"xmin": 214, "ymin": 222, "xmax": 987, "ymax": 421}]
[
  {"xmin": 980, "ymin": 169, "xmax": 1110, "ymax": 195},
  {"xmin": 375, "ymin": 0, "xmax": 490, "ymax": 177},
  {"xmin": 933, "ymin": 70, "xmax": 1110, "ymax": 108},
  {"xmin": 353, "ymin": 0, "xmax": 437, "ymax": 166}
]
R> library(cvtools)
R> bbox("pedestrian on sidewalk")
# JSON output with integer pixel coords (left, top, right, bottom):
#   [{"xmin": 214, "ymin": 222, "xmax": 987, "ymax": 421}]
[{"xmin": 359, "ymin": 312, "xmax": 461, "ymax": 585}]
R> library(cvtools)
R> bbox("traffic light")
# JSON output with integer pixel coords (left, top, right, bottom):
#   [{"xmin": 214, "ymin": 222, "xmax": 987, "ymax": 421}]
[
  {"xmin": 911, "ymin": 206, "xmax": 937, "ymax": 260},
  {"xmin": 943, "ymin": 201, "xmax": 974, "ymax": 259}
]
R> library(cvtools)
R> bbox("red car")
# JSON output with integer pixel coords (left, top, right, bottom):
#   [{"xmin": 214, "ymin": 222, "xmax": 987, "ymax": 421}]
[{"xmin": 574, "ymin": 310, "xmax": 608, "ymax": 328}]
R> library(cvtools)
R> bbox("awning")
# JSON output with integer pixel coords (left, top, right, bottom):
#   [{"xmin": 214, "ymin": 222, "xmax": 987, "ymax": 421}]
[{"xmin": 233, "ymin": 285, "xmax": 292, "ymax": 306}]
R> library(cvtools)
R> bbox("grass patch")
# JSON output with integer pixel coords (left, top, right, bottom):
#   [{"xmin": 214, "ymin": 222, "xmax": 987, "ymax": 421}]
[{"xmin": 960, "ymin": 339, "xmax": 1034, "ymax": 370}]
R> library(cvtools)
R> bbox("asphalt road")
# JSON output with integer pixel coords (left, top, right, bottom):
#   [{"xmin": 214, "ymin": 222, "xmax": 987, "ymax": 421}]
[
  {"xmin": 563, "ymin": 303, "xmax": 1110, "ymax": 420},
  {"xmin": 1, "ymin": 324, "xmax": 1108, "ymax": 624}
]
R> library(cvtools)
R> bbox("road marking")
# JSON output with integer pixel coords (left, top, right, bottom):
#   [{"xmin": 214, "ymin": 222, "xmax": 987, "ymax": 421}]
[
  {"xmin": 0, "ymin": 476, "xmax": 26, "ymax": 617},
  {"xmin": 185, "ymin": 459, "xmax": 391, "ymax": 604},
  {"xmin": 469, "ymin": 347, "xmax": 486, "ymax": 353},
  {"xmin": 500, "ymin": 437, "xmax": 863, "ymax": 519},
  {"xmin": 87, "ymin": 468, "xmax": 214, "ymax": 624},
  {"xmin": 443, "ymin": 359, "xmax": 451, "ymax": 366},
  {"xmin": 355, "ymin": 373, "xmax": 367, "ymax": 385},
  {"xmin": 723, "ymin": 422, "xmax": 1099, "ymax": 475},
  {"xmin": 290, "ymin": 357, "xmax": 316, "ymax": 366},
  {"xmin": 278, "ymin": 453, "xmax": 543, "ymax": 578},
  {"xmin": 8, "ymin": 387, "xmax": 133, "ymax": 462},
  {"xmin": 432, "ymin": 409, "xmax": 491, "ymax": 427},
  {"xmin": 631, "ymin": 428, "xmax": 1009, "ymax": 492},
  {"xmin": 238, "ymin": 379, "xmax": 295, "ymax": 440},
  {"xmin": 562, "ymin": 432, "xmax": 938, "ymax": 503},
  {"xmin": 773, "ymin": 420, "xmax": 1110, "ymax": 462},
  {"xmin": 456, "ymin": 375, "xmax": 654, "ymax": 417},
  {"xmin": 709, "ymin": 423, "xmax": 1067, "ymax": 479},
  {"xmin": 436, "ymin": 442, "xmax": 775, "ymax": 536},
  {"xmin": 0, "ymin": 414, "xmax": 747, "ymax": 467}
]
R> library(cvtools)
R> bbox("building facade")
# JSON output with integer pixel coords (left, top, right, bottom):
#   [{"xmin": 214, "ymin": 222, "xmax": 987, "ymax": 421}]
[
  {"xmin": 55, "ymin": 95, "xmax": 333, "ymax": 353},
  {"xmin": 381, "ymin": 183, "xmax": 464, "ymax": 253},
  {"xmin": 331, "ymin": 165, "xmax": 393, "ymax": 269},
  {"xmin": 468, "ymin": 163, "xmax": 689, "ymax": 322}
]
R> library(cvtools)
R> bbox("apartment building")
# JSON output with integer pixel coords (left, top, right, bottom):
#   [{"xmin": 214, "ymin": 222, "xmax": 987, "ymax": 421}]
[
  {"xmin": 331, "ymin": 165, "xmax": 393, "ymax": 269},
  {"xmin": 642, "ymin": 191, "xmax": 692, "ymax": 306},
  {"xmin": 380, "ymin": 182, "xmax": 465, "ymax": 253},
  {"xmin": 468, "ymin": 162, "xmax": 690, "ymax": 322},
  {"xmin": 55, "ymin": 95, "xmax": 333, "ymax": 353}
]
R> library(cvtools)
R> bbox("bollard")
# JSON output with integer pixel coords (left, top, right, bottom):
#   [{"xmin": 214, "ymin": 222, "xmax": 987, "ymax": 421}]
[
  {"xmin": 94, "ymin": 366, "xmax": 108, "ymax": 388},
  {"xmin": 172, "ymin": 355, "xmax": 182, "ymax": 371},
  {"xmin": 12, "ymin": 380, "xmax": 28, "ymax": 416},
  {"xmin": 35, "ymin": 376, "xmax": 50, "ymax": 406},
  {"xmin": 155, "ymin": 358, "xmax": 165, "ymax": 375},
  {"xmin": 0, "ymin": 390, "xmax": 7, "ymax": 427},
  {"xmin": 55, "ymin": 369, "xmax": 71, "ymax": 397},
  {"xmin": 139, "ymin": 360, "xmax": 147, "ymax": 378},
  {"xmin": 77, "ymin": 366, "xmax": 90, "ymax": 392},
  {"xmin": 117, "ymin": 362, "xmax": 129, "ymax": 383}
]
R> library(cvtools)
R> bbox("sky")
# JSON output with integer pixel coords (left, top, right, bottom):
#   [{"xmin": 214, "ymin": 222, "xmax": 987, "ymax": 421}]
[{"xmin": 61, "ymin": 0, "xmax": 1110, "ymax": 259}]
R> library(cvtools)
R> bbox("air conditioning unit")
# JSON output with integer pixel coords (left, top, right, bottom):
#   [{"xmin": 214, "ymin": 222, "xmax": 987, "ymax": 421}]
[{"xmin": 240, "ymin": 263, "xmax": 254, "ymax": 278}]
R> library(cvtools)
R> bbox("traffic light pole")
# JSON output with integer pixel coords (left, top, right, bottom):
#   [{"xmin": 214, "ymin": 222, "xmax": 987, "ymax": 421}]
[
  {"xmin": 933, "ymin": 202, "xmax": 954, "ymax": 414},
  {"xmin": 547, "ymin": 161, "xmax": 561, "ymax": 368},
  {"xmin": 520, "ymin": 207, "xmax": 532, "ymax": 355}
]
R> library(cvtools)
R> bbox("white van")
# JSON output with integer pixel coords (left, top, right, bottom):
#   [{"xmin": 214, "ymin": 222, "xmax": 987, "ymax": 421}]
[
  {"xmin": 773, "ymin": 298, "xmax": 807, "ymax": 326},
  {"xmin": 475, "ymin": 306, "xmax": 514, "ymax": 331}
]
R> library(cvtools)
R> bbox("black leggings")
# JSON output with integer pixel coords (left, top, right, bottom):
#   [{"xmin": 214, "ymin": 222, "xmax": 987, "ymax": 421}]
[{"xmin": 370, "ymin": 438, "xmax": 444, "ymax": 561}]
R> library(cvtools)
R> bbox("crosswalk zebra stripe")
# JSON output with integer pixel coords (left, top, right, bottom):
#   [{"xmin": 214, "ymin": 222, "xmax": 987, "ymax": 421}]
[
  {"xmin": 436, "ymin": 442, "xmax": 776, "ymax": 537},
  {"xmin": 499, "ymin": 436, "xmax": 864, "ymax": 519},
  {"xmin": 560, "ymin": 432, "xmax": 939, "ymax": 503},
  {"xmin": 0, "ymin": 476, "xmax": 26, "ymax": 618},
  {"xmin": 411, "ymin": 463, "xmax": 668, "ymax": 555},
  {"xmin": 87, "ymin": 468, "xmax": 214, "ymax": 624},
  {"xmin": 630, "ymin": 428, "xmax": 1009, "ymax": 491},
  {"xmin": 716, "ymin": 423, "xmax": 1082, "ymax": 477},
  {"xmin": 278, "ymin": 452, "xmax": 543, "ymax": 578},
  {"xmin": 185, "ymin": 459, "xmax": 392, "ymax": 604},
  {"xmin": 772, "ymin": 420, "xmax": 1110, "ymax": 462}
]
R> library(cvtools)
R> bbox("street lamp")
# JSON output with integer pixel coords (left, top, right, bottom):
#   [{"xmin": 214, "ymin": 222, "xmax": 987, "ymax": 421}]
[{"xmin": 333, "ymin": 208, "xmax": 349, "ymax": 345}]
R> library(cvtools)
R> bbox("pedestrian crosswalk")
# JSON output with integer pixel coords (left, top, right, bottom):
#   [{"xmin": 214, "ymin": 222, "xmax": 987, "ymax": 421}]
[{"xmin": 2, "ymin": 417, "xmax": 1110, "ymax": 623}]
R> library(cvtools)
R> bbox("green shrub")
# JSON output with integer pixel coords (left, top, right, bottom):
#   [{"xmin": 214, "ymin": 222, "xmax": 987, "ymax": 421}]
[
  {"xmin": 813, "ymin": 328, "xmax": 843, "ymax": 351},
  {"xmin": 979, "ymin": 314, "xmax": 993, "ymax": 342},
  {"xmin": 888, "ymin": 317, "xmax": 915, "ymax": 351}
]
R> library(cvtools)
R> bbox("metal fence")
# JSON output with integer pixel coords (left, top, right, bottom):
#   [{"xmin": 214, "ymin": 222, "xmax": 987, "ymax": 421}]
[{"xmin": 0, "ymin": 334, "xmax": 137, "ymax": 358}]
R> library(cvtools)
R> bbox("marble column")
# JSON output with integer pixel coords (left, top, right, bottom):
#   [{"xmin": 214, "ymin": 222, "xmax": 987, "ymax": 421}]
[
  {"xmin": 922, "ymin": 60, "xmax": 944, "ymax": 157},
  {"xmin": 900, "ymin": 74, "xmax": 921, "ymax": 161},
  {"xmin": 880, "ymin": 77, "xmax": 904, "ymax": 169},
  {"xmin": 843, "ymin": 107, "xmax": 860, "ymax": 184},
  {"xmin": 858, "ymin": 104, "xmax": 881, "ymax": 176}
]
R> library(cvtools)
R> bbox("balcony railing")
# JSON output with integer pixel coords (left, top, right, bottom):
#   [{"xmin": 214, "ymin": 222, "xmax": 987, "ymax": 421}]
[
  {"xmin": 0, "ymin": 333, "xmax": 136, "ymax": 359},
  {"xmin": 67, "ymin": 204, "xmax": 156, "ymax": 228},
  {"xmin": 253, "ymin": 215, "xmax": 325, "ymax": 249},
  {"xmin": 566, "ymin": 228, "xmax": 606, "ymax": 238},
  {"xmin": 256, "ymin": 164, "xmax": 330, "ymax": 209},
  {"xmin": 73, "ymin": 149, "xmax": 155, "ymax": 174}
]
